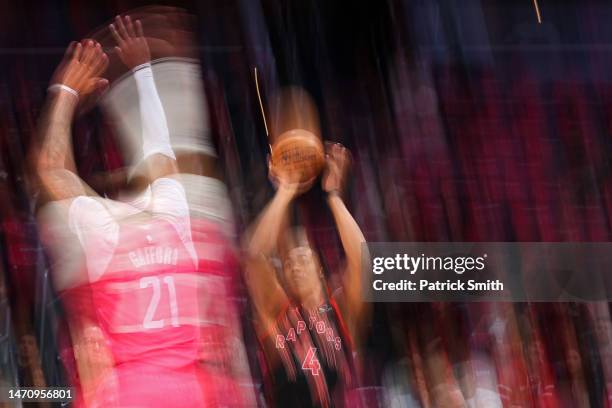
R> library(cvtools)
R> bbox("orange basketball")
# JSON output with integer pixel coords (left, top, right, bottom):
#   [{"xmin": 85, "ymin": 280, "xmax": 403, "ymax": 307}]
[{"xmin": 270, "ymin": 129, "xmax": 325, "ymax": 183}]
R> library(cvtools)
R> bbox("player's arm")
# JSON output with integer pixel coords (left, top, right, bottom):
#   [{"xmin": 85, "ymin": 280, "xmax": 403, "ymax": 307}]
[
  {"xmin": 323, "ymin": 143, "xmax": 369, "ymax": 337},
  {"xmin": 243, "ymin": 163, "xmax": 312, "ymax": 327},
  {"xmin": 34, "ymin": 40, "xmax": 108, "ymax": 203},
  {"xmin": 243, "ymin": 181, "xmax": 298, "ymax": 327},
  {"xmin": 110, "ymin": 15, "xmax": 178, "ymax": 184}
]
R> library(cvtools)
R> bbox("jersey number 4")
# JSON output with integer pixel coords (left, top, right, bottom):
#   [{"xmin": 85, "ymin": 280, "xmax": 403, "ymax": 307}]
[
  {"xmin": 140, "ymin": 276, "xmax": 179, "ymax": 329},
  {"xmin": 302, "ymin": 347, "xmax": 321, "ymax": 376}
]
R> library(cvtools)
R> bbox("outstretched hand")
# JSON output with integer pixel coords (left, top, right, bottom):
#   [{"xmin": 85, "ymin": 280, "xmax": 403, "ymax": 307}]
[
  {"xmin": 50, "ymin": 40, "xmax": 109, "ymax": 100},
  {"xmin": 110, "ymin": 15, "xmax": 150, "ymax": 69},
  {"xmin": 322, "ymin": 142, "xmax": 351, "ymax": 194},
  {"xmin": 268, "ymin": 158, "xmax": 315, "ymax": 198}
]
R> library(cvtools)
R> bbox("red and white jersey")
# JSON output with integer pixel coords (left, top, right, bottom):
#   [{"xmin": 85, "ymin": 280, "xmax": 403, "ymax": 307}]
[
  {"xmin": 56, "ymin": 177, "xmax": 255, "ymax": 406},
  {"xmin": 63, "ymin": 178, "xmax": 201, "ymax": 365},
  {"xmin": 87, "ymin": 217, "xmax": 200, "ymax": 368},
  {"xmin": 55, "ymin": 179, "xmax": 208, "ymax": 407}
]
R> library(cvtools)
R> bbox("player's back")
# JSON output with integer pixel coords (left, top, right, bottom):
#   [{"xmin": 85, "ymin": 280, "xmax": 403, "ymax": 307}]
[
  {"xmin": 60, "ymin": 205, "xmax": 207, "ymax": 407},
  {"xmin": 91, "ymin": 216, "xmax": 201, "ymax": 368}
]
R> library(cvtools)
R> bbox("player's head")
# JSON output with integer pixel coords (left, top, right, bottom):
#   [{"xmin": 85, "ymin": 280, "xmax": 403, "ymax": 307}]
[{"xmin": 279, "ymin": 227, "xmax": 325, "ymax": 302}]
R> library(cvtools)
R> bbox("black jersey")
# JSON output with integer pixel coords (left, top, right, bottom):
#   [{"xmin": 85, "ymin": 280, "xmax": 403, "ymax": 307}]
[{"xmin": 261, "ymin": 298, "xmax": 354, "ymax": 407}]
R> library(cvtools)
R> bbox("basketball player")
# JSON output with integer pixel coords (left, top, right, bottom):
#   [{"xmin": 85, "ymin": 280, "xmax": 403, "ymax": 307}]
[
  {"xmin": 34, "ymin": 16, "xmax": 209, "ymax": 407},
  {"xmin": 100, "ymin": 9, "xmax": 256, "ymax": 405},
  {"xmin": 244, "ymin": 142, "xmax": 368, "ymax": 407}
]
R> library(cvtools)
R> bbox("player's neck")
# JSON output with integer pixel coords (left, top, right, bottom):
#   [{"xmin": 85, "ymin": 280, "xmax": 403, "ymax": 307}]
[{"xmin": 300, "ymin": 288, "xmax": 325, "ymax": 311}]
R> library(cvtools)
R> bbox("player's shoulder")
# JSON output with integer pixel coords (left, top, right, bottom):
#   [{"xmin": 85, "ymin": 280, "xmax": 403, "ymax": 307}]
[
  {"xmin": 329, "ymin": 287, "xmax": 349, "ymax": 319},
  {"xmin": 70, "ymin": 195, "xmax": 153, "ymax": 230},
  {"xmin": 36, "ymin": 199, "xmax": 90, "ymax": 291},
  {"xmin": 37, "ymin": 197, "xmax": 73, "ymax": 227}
]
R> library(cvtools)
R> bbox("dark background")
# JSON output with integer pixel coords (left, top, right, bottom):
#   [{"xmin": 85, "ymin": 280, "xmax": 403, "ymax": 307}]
[{"xmin": 0, "ymin": 0, "xmax": 611, "ymax": 405}]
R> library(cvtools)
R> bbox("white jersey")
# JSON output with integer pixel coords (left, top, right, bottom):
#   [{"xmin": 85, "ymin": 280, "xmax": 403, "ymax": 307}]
[{"xmin": 67, "ymin": 177, "xmax": 197, "ymax": 283}]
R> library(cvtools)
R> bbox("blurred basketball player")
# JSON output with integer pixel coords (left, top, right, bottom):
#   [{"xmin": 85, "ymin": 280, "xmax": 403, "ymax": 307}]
[
  {"xmin": 33, "ymin": 15, "xmax": 212, "ymax": 407},
  {"xmin": 244, "ymin": 142, "xmax": 369, "ymax": 407},
  {"xmin": 99, "ymin": 8, "xmax": 256, "ymax": 406}
]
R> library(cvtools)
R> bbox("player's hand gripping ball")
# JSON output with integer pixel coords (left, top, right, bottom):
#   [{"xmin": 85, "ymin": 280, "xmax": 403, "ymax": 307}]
[{"xmin": 270, "ymin": 129, "xmax": 325, "ymax": 186}]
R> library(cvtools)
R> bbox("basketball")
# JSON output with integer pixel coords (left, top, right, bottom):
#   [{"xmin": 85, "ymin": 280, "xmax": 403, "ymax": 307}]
[{"xmin": 270, "ymin": 129, "xmax": 325, "ymax": 184}]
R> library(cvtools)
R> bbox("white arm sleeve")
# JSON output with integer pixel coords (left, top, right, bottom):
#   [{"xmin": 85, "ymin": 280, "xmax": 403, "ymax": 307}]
[
  {"xmin": 68, "ymin": 197, "xmax": 119, "ymax": 282},
  {"xmin": 133, "ymin": 64, "xmax": 175, "ymax": 161}
]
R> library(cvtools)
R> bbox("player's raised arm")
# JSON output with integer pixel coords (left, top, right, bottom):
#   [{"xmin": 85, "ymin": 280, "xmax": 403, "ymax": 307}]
[
  {"xmin": 110, "ymin": 15, "xmax": 178, "ymax": 185},
  {"xmin": 323, "ymin": 143, "xmax": 369, "ymax": 336},
  {"xmin": 242, "ymin": 170, "xmax": 305, "ymax": 325},
  {"xmin": 35, "ymin": 40, "xmax": 108, "ymax": 203}
]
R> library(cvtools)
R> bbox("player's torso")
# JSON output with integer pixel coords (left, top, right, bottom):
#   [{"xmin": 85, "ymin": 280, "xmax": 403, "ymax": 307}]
[
  {"xmin": 265, "ymin": 301, "xmax": 354, "ymax": 407},
  {"xmin": 58, "ymin": 215, "xmax": 247, "ymax": 407},
  {"xmin": 89, "ymin": 218, "xmax": 201, "ymax": 367}
]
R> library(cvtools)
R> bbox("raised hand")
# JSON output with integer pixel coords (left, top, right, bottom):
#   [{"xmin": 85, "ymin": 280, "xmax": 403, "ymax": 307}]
[
  {"xmin": 50, "ymin": 40, "xmax": 109, "ymax": 100},
  {"xmin": 268, "ymin": 156, "xmax": 315, "ymax": 197},
  {"xmin": 322, "ymin": 142, "xmax": 351, "ymax": 194},
  {"xmin": 110, "ymin": 15, "xmax": 150, "ymax": 69}
]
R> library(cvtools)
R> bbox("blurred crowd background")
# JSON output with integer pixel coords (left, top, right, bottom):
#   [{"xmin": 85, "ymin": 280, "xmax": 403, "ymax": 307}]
[{"xmin": 0, "ymin": 0, "xmax": 612, "ymax": 406}]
